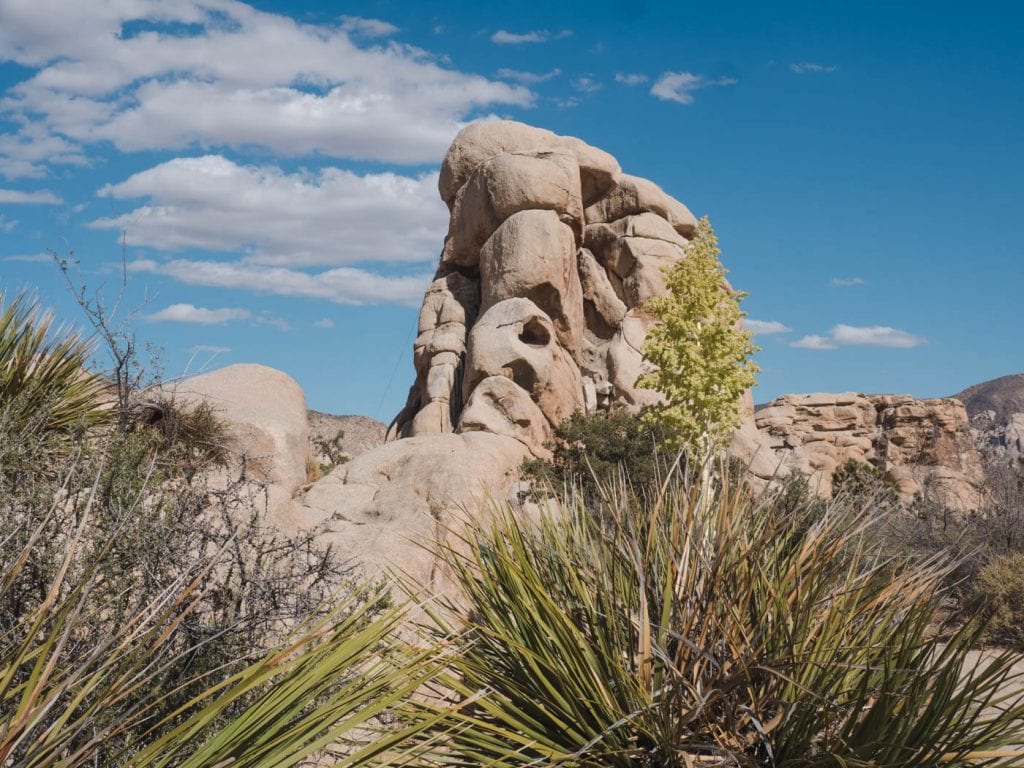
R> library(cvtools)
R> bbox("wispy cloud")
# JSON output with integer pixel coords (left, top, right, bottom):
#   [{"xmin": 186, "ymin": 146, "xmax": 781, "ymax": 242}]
[
  {"xmin": 615, "ymin": 72, "xmax": 648, "ymax": 86},
  {"xmin": 790, "ymin": 62, "xmax": 837, "ymax": 74},
  {"xmin": 187, "ymin": 345, "xmax": 231, "ymax": 354},
  {"xmin": 496, "ymin": 67, "xmax": 562, "ymax": 84},
  {"xmin": 129, "ymin": 259, "xmax": 431, "ymax": 307},
  {"xmin": 744, "ymin": 319, "xmax": 792, "ymax": 335},
  {"xmin": 313, "ymin": 318, "xmax": 335, "ymax": 329},
  {"xmin": 490, "ymin": 28, "xmax": 572, "ymax": 44},
  {"xmin": 147, "ymin": 303, "xmax": 253, "ymax": 325},
  {"xmin": 791, "ymin": 324, "xmax": 926, "ymax": 350},
  {"xmin": 337, "ymin": 15, "xmax": 397, "ymax": 37},
  {"xmin": 650, "ymin": 72, "xmax": 737, "ymax": 104},
  {"xmin": 0, "ymin": 188, "xmax": 62, "ymax": 204},
  {"xmin": 90, "ymin": 156, "xmax": 446, "ymax": 268},
  {"xmin": 571, "ymin": 76, "xmax": 602, "ymax": 93},
  {"xmin": 2, "ymin": 252, "xmax": 51, "ymax": 263},
  {"xmin": 830, "ymin": 276, "xmax": 866, "ymax": 287}
]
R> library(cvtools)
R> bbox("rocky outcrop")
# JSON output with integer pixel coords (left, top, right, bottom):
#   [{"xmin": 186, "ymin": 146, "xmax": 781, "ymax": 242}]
[
  {"xmin": 954, "ymin": 373, "xmax": 1024, "ymax": 460},
  {"xmin": 295, "ymin": 432, "xmax": 529, "ymax": 594},
  {"xmin": 755, "ymin": 393, "xmax": 985, "ymax": 509},
  {"xmin": 307, "ymin": 412, "xmax": 386, "ymax": 466},
  {"xmin": 389, "ymin": 118, "xmax": 729, "ymax": 459},
  {"xmin": 319, "ymin": 119, "xmax": 780, "ymax": 583}
]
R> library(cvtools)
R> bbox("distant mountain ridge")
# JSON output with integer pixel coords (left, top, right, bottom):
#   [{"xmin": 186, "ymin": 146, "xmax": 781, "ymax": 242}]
[
  {"xmin": 953, "ymin": 373, "xmax": 1024, "ymax": 421},
  {"xmin": 951, "ymin": 374, "xmax": 1024, "ymax": 460}
]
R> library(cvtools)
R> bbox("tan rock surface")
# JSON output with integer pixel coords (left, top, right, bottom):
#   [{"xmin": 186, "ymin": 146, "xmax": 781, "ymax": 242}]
[
  {"xmin": 295, "ymin": 432, "xmax": 529, "ymax": 592},
  {"xmin": 166, "ymin": 363, "xmax": 309, "ymax": 492},
  {"xmin": 395, "ymin": 119, "xmax": 733, "ymax": 447},
  {"xmin": 754, "ymin": 392, "xmax": 985, "ymax": 508},
  {"xmin": 160, "ymin": 364, "xmax": 313, "ymax": 534}
]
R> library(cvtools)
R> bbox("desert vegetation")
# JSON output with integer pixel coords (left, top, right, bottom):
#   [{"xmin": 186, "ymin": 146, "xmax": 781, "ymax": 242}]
[
  {"xmin": 4, "ymin": 256, "xmax": 1024, "ymax": 767},
  {"xmin": 0, "ymin": 290, "xmax": 435, "ymax": 766}
]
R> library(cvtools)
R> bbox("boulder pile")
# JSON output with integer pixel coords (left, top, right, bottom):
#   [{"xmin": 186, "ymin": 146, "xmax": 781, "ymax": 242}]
[{"xmin": 388, "ymin": 120, "xmax": 710, "ymax": 458}]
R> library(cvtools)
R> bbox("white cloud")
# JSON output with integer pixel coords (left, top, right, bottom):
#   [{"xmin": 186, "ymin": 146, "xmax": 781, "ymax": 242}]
[
  {"xmin": 490, "ymin": 28, "xmax": 571, "ymax": 44},
  {"xmin": 791, "ymin": 324, "xmax": 926, "ymax": 350},
  {"xmin": 496, "ymin": 67, "xmax": 561, "ymax": 84},
  {"xmin": 790, "ymin": 62, "xmax": 837, "ymax": 74},
  {"xmin": 187, "ymin": 345, "xmax": 231, "ymax": 354},
  {"xmin": 650, "ymin": 72, "xmax": 737, "ymax": 104},
  {"xmin": 744, "ymin": 319, "xmax": 792, "ymax": 335},
  {"xmin": 129, "ymin": 258, "xmax": 431, "ymax": 307},
  {"xmin": 2, "ymin": 251, "xmax": 51, "ymax": 263},
  {"xmin": 571, "ymin": 76, "xmax": 602, "ymax": 93},
  {"xmin": 89, "ymin": 155, "xmax": 446, "ymax": 268},
  {"xmin": 490, "ymin": 29, "xmax": 546, "ymax": 44},
  {"xmin": 0, "ymin": 188, "xmax": 62, "ymax": 204},
  {"xmin": 830, "ymin": 276, "xmax": 865, "ymax": 287},
  {"xmin": 0, "ymin": 215, "xmax": 17, "ymax": 232},
  {"xmin": 147, "ymin": 303, "xmax": 252, "ymax": 324},
  {"xmin": 313, "ymin": 318, "xmax": 335, "ymax": 329},
  {"xmin": 0, "ymin": 1, "xmax": 531, "ymax": 176},
  {"xmin": 615, "ymin": 72, "xmax": 648, "ymax": 86},
  {"xmin": 338, "ymin": 15, "xmax": 397, "ymax": 37},
  {"xmin": 790, "ymin": 334, "xmax": 836, "ymax": 350}
]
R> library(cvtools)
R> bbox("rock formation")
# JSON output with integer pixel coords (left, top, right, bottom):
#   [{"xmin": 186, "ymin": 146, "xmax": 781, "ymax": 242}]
[
  {"xmin": 754, "ymin": 392, "xmax": 985, "ymax": 509},
  {"xmin": 388, "ymin": 119, "xmax": 714, "ymax": 458},
  {"xmin": 163, "ymin": 122, "xmax": 1005, "ymax": 593},
  {"xmin": 954, "ymin": 373, "xmax": 1024, "ymax": 459},
  {"xmin": 307, "ymin": 411, "xmax": 386, "ymax": 467},
  {"xmin": 159, "ymin": 364, "xmax": 313, "ymax": 532}
]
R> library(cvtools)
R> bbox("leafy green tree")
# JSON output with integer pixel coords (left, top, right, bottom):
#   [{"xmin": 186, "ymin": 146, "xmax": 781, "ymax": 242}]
[{"xmin": 637, "ymin": 216, "xmax": 758, "ymax": 453}]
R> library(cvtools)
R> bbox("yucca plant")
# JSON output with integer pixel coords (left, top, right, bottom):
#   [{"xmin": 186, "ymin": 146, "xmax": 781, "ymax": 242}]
[
  {"xmin": 421, "ymin": 464, "xmax": 1024, "ymax": 767},
  {"xmin": 0, "ymin": 290, "xmax": 110, "ymax": 435}
]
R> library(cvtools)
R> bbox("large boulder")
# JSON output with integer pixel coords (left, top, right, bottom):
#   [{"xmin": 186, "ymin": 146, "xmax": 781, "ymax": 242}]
[
  {"xmin": 294, "ymin": 432, "xmax": 529, "ymax": 591},
  {"xmin": 160, "ymin": 364, "xmax": 311, "ymax": 532},
  {"xmin": 439, "ymin": 119, "xmax": 620, "ymax": 209}
]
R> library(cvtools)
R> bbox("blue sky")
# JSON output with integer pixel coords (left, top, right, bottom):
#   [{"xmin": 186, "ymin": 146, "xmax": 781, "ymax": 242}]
[{"xmin": 1, "ymin": 0, "xmax": 1021, "ymax": 420}]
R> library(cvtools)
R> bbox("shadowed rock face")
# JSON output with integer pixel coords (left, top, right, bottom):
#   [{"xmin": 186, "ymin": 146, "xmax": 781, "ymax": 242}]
[{"xmin": 389, "ymin": 119, "xmax": 714, "ymax": 458}]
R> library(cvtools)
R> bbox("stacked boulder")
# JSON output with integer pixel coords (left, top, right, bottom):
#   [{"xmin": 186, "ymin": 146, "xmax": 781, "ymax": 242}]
[{"xmin": 389, "ymin": 120, "xmax": 706, "ymax": 459}]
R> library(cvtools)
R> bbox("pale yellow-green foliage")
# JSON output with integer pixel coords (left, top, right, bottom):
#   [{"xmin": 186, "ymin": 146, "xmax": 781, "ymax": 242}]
[{"xmin": 638, "ymin": 216, "xmax": 758, "ymax": 452}]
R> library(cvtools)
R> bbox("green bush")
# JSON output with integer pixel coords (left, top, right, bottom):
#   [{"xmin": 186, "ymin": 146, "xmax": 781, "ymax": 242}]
[
  {"xmin": 637, "ymin": 217, "xmax": 759, "ymax": 453},
  {"xmin": 832, "ymin": 457, "xmax": 899, "ymax": 506},
  {"xmin": 425, "ymin": 463, "xmax": 1024, "ymax": 766},
  {"xmin": 521, "ymin": 408, "xmax": 680, "ymax": 500}
]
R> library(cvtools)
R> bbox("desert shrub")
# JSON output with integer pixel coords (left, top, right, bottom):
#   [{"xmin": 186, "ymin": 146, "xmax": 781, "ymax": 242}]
[
  {"xmin": 0, "ymin": 264, "xmax": 443, "ymax": 766},
  {"xmin": 0, "ymin": 403, "xmax": 379, "ymax": 764},
  {"xmin": 425, "ymin": 461, "xmax": 1024, "ymax": 766},
  {"xmin": 832, "ymin": 457, "xmax": 899, "ymax": 506},
  {"xmin": 0, "ymin": 511, "xmax": 434, "ymax": 768},
  {"xmin": 521, "ymin": 408, "xmax": 680, "ymax": 500},
  {"xmin": 972, "ymin": 553, "xmax": 1024, "ymax": 649}
]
